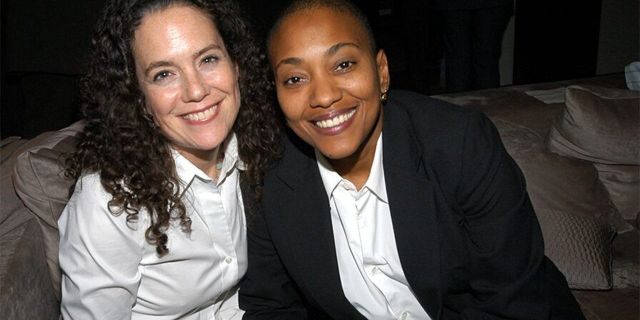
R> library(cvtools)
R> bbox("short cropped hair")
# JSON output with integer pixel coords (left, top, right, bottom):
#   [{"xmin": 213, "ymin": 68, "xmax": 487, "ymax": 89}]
[{"xmin": 268, "ymin": 0, "xmax": 377, "ymax": 53}]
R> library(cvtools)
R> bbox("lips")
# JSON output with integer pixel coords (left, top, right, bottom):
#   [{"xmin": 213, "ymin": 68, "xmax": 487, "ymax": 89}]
[
  {"xmin": 313, "ymin": 108, "xmax": 356, "ymax": 129},
  {"xmin": 181, "ymin": 104, "xmax": 218, "ymax": 122}
]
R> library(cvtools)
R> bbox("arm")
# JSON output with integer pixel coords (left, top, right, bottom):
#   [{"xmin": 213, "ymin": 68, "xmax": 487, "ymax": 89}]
[
  {"xmin": 58, "ymin": 174, "xmax": 144, "ymax": 320},
  {"xmin": 239, "ymin": 209, "xmax": 308, "ymax": 320},
  {"xmin": 455, "ymin": 112, "xmax": 583, "ymax": 319}
]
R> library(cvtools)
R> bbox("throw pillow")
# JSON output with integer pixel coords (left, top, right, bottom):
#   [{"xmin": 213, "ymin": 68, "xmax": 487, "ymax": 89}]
[
  {"xmin": 547, "ymin": 85, "xmax": 640, "ymax": 165},
  {"xmin": 12, "ymin": 121, "xmax": 84, "ymax": 300},
  {"xmin": 1, "ymin": 137, "xmax": 31, "ymax": 234},
  {"xmin": 547, "ymin": 85, "xmax": 640, "ymax": 222},
  {"xmin": 593, "ymin": 164, "xmax": 640, "ymax": 221},
  {"xmin": 494, "ymin": 119, "xmax": 619, "ymax": 289}
]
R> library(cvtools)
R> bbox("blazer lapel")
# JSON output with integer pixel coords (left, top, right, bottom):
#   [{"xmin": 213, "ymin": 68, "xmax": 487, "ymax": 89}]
[
  {"xmin": 382, "ymin": 101, "xmax": 443, "ymax": 319},
  {"xmin": 272, "ymin": 134, "xmax": 365, "ymax": 319}
]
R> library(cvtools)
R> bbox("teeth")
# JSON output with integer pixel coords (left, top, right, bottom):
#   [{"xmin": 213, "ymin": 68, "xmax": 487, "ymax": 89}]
[
  {"xmin": 315, "ymin": 109, "xmax": 356, "ymax": 129},
  {"xmin": 183, "ymin": 105, "xmax": 216, "ymax": 122}
]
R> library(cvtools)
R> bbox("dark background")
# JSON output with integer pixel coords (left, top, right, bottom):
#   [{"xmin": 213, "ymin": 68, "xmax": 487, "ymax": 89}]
[{"xmin": 1, "ymin": 0, "xmax": 638, "ymax": 139}]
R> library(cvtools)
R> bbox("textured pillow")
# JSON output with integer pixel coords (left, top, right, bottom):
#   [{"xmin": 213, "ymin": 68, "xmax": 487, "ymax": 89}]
[
  {"xmin": 12, "ymin": 121, "xmax": 84, "ymax": 300},
  {"xmin": 494, "ymin": 119, "xmax": 619, "ymax": 289},
  {"xmin": 547, "ymin": 85, "xmax": 640, "ymax": 165},
  {"xmin": 517, "ymin": 151, "xmax": 620, "ymax": 289}
]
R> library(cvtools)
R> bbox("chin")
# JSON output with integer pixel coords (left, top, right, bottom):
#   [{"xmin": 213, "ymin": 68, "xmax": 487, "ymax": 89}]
[{"xmin": 316, "ymin": 146, "xmax": 357, "ymax": 161}]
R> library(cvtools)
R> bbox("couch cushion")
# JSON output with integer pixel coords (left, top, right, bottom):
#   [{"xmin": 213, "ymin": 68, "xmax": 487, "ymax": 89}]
[
  {"xmin": 12, "ymin": 121, "xmax": 84, "ymax": 300},
  {"xmin": 593, "ymin": 164, "xmax": 640, "ymax": 221},
  {"xmin": 548, "ymin": 85, "xmax": 640, "ymax": 222},
  {"xmin": 548, "ymin": 85, "xmax": 640, "ymax": 165},
  {"xmin": 1, "ymin": 137, "xmax": 32, "ymax": 236},
  {"xmin": 1, "ymin": 137, "xmax": 33, "ymax": 291},
  {"xmin": 494, "ymin": 119, "xmax": 619, "ymax": 289}
]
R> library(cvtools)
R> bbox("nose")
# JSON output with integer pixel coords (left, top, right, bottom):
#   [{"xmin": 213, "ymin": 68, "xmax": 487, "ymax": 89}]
[
  {"xmin": 309, "ymin": 74, "xmax": 341, "ymax": 108},
  {"xmin": 182, "ymin": 70, "xmax": 208, "ymax": 102}
]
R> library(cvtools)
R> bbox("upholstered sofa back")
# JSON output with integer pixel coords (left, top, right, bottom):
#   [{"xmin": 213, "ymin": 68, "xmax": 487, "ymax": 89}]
[{"xmin": 1, "ymin": 74, "xmax": 637, "ymax": 318}]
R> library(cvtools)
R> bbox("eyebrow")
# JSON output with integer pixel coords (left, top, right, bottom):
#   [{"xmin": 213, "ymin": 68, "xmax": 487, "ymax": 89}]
[
  {"xmin": 327, "ymin": 42, "xmax": 359, "ymax": 56},
  {"xmin": 273, "ymin": 42, "xmax": 361, "ymax": 71},
  {"xmin": 143, "ymin": 43, "xmax": 223, "ymax": 76}
]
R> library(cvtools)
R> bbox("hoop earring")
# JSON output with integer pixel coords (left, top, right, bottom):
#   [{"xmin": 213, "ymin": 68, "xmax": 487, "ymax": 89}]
[{"xmin": 380, "ymin": 90, "xmax": 389, "ymax": 103}]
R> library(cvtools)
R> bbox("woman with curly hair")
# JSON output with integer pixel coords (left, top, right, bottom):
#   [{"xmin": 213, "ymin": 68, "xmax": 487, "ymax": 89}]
[{"xmin": 58, "ymin": 0, "xmax": 280, "ymax": 318}]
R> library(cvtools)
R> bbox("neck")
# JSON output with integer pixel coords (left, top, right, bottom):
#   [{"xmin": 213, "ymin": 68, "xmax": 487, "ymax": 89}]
[{"xmin": 175, "ymin": 145, "xmax": 222, "ymax": 179}]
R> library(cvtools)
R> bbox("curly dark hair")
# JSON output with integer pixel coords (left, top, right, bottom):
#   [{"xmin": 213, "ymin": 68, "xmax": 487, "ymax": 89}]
[{"xmin": 66, "ymin": 0, "xmax": 282, "ymax": 256}]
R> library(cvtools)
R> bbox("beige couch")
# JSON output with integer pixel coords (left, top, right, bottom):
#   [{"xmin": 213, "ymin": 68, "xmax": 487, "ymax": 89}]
[
  {"xmin": 434, "ymin": 74, "xmax": 639, "ymax": 319},
  {"xmin": 1, "ymin": 74, "xmax": 637, "ymax": 319}
]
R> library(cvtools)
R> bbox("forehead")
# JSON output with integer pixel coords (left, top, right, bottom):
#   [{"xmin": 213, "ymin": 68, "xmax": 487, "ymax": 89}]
[
  {"xmin": 268, "ymin": 6, "xmax": 370, "ymax": 57},
  {"xmin": 134, "ymin": 5, "xmax": 220, "ymax": 48}
]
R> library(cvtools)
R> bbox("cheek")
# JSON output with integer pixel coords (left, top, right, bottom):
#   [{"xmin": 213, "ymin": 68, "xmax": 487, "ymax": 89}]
[
  {"xmin": 208, "ymin": 64, "xmax": 239, "ymax": 91},
  {"xmin": 350, "ymin": 74, "xmax": 379, "ymax": 98},
  {"xmin": 144, "ymin": 88, "xmax": 178, "ymax": 116},
  {"xmin": 281, "ymin": 104, "xmax": 304, "ymax": 125},
  {"xmin": 277, "ymin": 90, "xmax": 304, "ymax": 120}
]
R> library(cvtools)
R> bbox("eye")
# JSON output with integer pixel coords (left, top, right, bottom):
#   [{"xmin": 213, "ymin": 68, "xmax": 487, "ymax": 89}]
[
  {"xmin": 335, "ymin": 60, "xmax": 355, "ymax": 72},
  {"xmin": 283, "ymin": 76, "xmax": 303, "ymax": 86},
  {"xmin": 153, "ymin": 70, "xmax": 172, "ymax": 82},
  {"xmin": 202, "ymin": 55, "xmax": 219, "ymax": 64}
]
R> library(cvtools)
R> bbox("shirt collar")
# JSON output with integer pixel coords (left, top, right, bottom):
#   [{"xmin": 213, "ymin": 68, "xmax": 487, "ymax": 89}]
[
  {"xmin": 367, "ymin": 134, "xmax": 388, "ymax": 202},
  {"xmin": 316, "ymin": 150, "xmax": 344, "ymax": 200},
  {"xmin": 172, "ymin": 132, "xmax": 244, "ymax": 187},
  {"xmin": 316, "ymin": 134, "xmax": 388, "ymax": 203},
  {"xmin": 218, "ymin": 132, "xmax": 245, "ymax": 176}
]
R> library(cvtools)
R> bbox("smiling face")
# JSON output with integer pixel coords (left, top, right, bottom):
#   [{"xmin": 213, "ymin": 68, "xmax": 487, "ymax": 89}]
[
  {"xmin": 268, "ymin": 6, "xmax": 389, "ymax": 175},
  {"xmin": 133, "ymin": 5, "xmax": 240, "ymax": 168}
]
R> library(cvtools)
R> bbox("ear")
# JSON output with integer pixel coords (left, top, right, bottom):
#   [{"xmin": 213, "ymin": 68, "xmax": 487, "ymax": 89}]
[{"xmin": 376, "ymin": 49, "xmax": 390, "ymax": 92}]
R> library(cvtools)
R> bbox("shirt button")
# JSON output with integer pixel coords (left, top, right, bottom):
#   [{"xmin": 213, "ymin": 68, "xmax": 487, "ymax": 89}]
[
  {"xmin": 399, "ymin": 311, "xmax": 409, "ymax": 320},
  {"xmin": 224, "ymin": 256, "xmax": 233, "ymax": 264},
  {"xmin": 370, "ymin": 266, "xmax": 379, "ymax": 274}
]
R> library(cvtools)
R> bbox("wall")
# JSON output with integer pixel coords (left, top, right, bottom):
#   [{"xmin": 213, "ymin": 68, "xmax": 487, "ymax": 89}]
[
  {"xmin": 500, "ymin": 0, "xmax": 638, "ymax": 86},
  {"xmin": 597, "ymin": 0, "xmax": 639, "ymax": 74}
]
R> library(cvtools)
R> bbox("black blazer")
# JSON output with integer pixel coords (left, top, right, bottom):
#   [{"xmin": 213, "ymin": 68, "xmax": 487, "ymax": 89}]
[{"xmin": 240, "ymin": 91, "xmax": 584, "ymax": 319}]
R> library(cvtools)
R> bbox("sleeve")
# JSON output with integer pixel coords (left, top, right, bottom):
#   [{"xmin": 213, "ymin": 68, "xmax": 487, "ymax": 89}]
[
  {"xmin": 454, "ymin": 112, "xmax": 583, "ymax": 319},
  {"xmin": 238, "ymin": 208, "xmax": 308, "ymax": 320},
  {"xmin": 58, "ymin": 175, "xmax": 145, "ymax": 320}
]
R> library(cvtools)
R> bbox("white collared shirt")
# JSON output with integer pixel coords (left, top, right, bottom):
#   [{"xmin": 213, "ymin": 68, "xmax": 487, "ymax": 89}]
[
  {"xmin": 59, "ymin": 134, "xmax": 246, "ymax": 320},
  {"xmin": 316, "ymin": 135, "xmax": 431, "ymax": 320}
]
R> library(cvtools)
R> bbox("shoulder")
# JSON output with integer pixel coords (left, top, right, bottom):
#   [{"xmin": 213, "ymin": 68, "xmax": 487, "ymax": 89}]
[
  {"xmin": 385, "ymin": 90, "xmax": 490, "ymax": 149},
  {"xmin": 386, "ymin": 90, "xmax": 482, "ymax": 127},
  {"xmin": 60, "ymin": 172, "xmax": 147, "ymax": 236},
  {"xmin": 67, "ymin": 172, "xmax": 111, "ymax": 205},
  {"xmin": 383, "ymin": 90, "xmax": 502, "ymax": 197}
]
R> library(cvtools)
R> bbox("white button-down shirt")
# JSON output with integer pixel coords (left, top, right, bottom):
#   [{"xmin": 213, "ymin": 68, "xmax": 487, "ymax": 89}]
[
  {"xmin": 316, "ymin": 135, "xmax": 431, "ymax": 320},
  {"xmin": 59, "ymin": 134, "xmax": 246, "ymax": 320}
]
